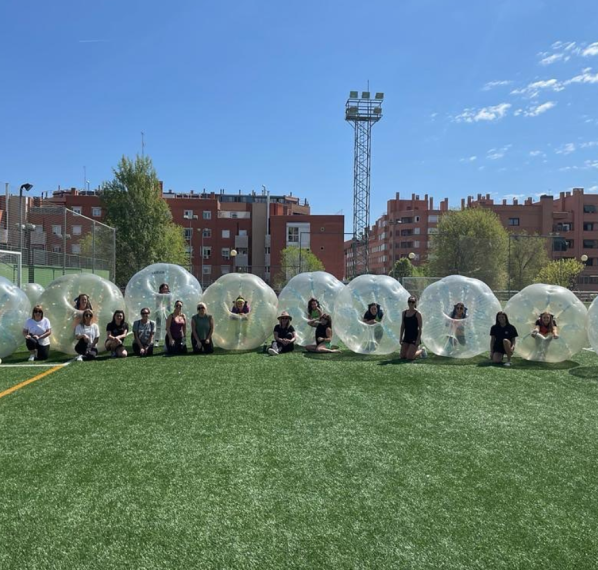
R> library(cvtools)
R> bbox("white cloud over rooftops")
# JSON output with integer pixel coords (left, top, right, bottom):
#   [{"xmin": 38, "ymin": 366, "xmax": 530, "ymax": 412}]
[{"xmin": 454, "ymin": 103, "xmax": 511, "ymax": 123}]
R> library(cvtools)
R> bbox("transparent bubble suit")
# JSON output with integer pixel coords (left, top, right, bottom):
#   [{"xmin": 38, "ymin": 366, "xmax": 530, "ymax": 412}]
[
  {"xmin": 278, "ymin": 271, "xmax": 345, "ymax": 346},
  {"xmin": 201, "ymin": 273, "xmax": 278, "ymax": 351},
  {"xmin": 125, "ymin": 263, "xmax": 203, "ymax": 343},
  {"xmin": 0, "ymin": 277, "xmax": 32, "ymax": 359},
  {"xmin": 505, "ymin": 283, "xmax": 587, "ymax": 363},
  {"xmin": 333, "ymin": 275, "xmax": 410, "ymax": 355},
  {"xmin": 21, "ymin": 283, "xmax": 45, "ymax": 307},
  {"xmin": 419, "ymin": 275, "xmax": 502, "ymax": 358},
  {"xmin": 38, "ymin": 273, "xmax": 125, "ymax": 355},
  {"xmin": 587, "ymin": 295, "xmax": 598, "ymax": 354}
]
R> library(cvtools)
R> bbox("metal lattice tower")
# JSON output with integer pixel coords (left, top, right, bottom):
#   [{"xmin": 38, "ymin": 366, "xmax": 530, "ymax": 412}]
[{"xmin": 345, "ymin": 90, "xmax": 383, "ymax": 277}]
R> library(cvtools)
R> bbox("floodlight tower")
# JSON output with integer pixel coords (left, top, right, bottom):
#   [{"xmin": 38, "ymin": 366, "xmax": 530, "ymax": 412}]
[{"xmin": 345, "ymin": 90, "xmax": 383, "ymax": 277}]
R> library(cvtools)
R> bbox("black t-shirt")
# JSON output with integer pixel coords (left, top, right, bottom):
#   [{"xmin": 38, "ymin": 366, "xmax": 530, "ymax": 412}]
[
  {"xmin": 490, "ymin": 324, "xmax": 518, "ymax": 344},
  {"xmin": 106, "ymin": 322, "xmax": 129, "ymax": 338},
  {"xmin": 363, "ymin": 308, "xmax": 384, "ymax": 322},
  {"xmin": 274, "ymin": 324, "xmax": 295, "ymax": 340},
  {"xmin": 315, "ymin": 323, "xmax": 329, "ymax": 344}
]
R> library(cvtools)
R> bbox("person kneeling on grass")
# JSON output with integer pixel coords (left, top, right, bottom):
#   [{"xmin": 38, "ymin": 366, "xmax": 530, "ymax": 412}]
[
  {"xmin": 165, "ymin": 300, "xmax": 188, "ymax": 355},
  {"xmin": 490, "ymin": 311, "xmax": 518, "ymax": 367},
  {"xmin": 399, "ymin": 296, "xmax": 427, "ymax": 360},
  {"xmin": 268, "ymin": 311, "xmax": 296, "ymax": 356},
  {"xmin": 75, "ymin": 310, "xmax": 100, "ymax": 361},
  {"xmin": 133, "ymin": 308, "xmax": 155, "ymax": 357},
  {"xmin": 105, "ymin": 310, "xmax": 129, "ymax": 358},
  {"xmin": 23, "ymin": 305, "xmax": 52, "ymax": 362},
  {"xmin": 192, "ymin": 303, "xmax": 214, "ymax": 354},
  {"xmin": 305, "ymin": 314, "xmax": 340, "ymax": 354}
]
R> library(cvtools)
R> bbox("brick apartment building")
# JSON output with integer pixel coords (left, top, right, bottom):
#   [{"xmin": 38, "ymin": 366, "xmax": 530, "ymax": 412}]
[
  {"xmin": 344, "ymin": 187, "xmax": 598, "ymax": 286},
  {"xmin": 1, "ymin": 187, "xmax": 345, "ymax": 286}
]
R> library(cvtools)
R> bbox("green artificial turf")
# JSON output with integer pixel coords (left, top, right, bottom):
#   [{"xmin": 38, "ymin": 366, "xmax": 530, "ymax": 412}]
[{"xmin": 1, "ymin": 346, "xmax": 598, "ymax": 569}]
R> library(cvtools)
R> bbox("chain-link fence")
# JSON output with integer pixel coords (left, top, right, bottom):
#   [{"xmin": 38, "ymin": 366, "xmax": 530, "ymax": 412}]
[{"xmin": 1, "ymin": 198, "xmax": 115, "ymax": 286}]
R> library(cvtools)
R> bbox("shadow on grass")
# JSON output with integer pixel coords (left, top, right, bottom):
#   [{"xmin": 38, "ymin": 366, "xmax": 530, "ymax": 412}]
[
  {"xmin": 302, "ymin": 351, "xmax": 390, "ymax": 363},
  {"xmin": 478, "ymin": 358, "xmax": 578, "ymax": 371},
  {"xmin": 568, "ymin": 366, "xmax": 598, "ymax": 380}
]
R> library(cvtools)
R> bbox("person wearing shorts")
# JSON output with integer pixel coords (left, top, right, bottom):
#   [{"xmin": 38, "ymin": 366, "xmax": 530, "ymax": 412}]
[
  {"xmin": 268, "ymin": 311, "xmax": 296, "ymax": 356},
  {"xmin": 75, "ymin": 310, "xmax": 100, "ymax": 361},
  {"xmin": 400, "ymin": 296, "xmax": 427, "ymax": 360},
  {"xmin": 490, "ymin": 311, "xmax": 518, "ymax": 366},
  {"xmin": 191, "ymin": 303, "xmax": 214, "ymax": 354},
  {"xmin": 133, "ymin": 308, "xmax": 156, "ymax": 356},
  {"xmin": 305, "ymin": 314, "xmax": 340, "ymax": 353}
]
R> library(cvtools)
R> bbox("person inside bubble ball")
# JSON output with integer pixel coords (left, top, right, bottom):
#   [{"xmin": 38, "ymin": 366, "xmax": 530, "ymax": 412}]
[
  {"xmin": 305, "ymin": 313, "xmax": 340, "ymax": 353},
  {"xmin": 133, "ymin": 308, "xmax": 155, "ymax": 357},
  {"xmin": 191, "ymin": 303, "xmax": 214, "ymax": 354},
  {"xmin": 105, "ymin": 310, "xmax": 129, "ymax": 358},
  {"xmin": 73, "ymin": 293, "xmax": 93, "ymax": 326},
  {"xmin": 23, "ymin": 305, "xmax": 52, "ymax": 362},
  {"xmin": 307, "ymin": 298, "xmax": 323, "ymax": 324},
  {"xmin": 155, "ymin": 283, "xmax": 172, "ymax": 347},
  {"xmin": 400, "ymin": 297, "xmax": 427, "ymax": 360},
  {"xmin": 165, "ymin": 300, "xmax": 187, "ymax": 355},
  {"xmin": 268, "ymin": 311, "xmax": 297, "ymax": 356},
  {"xmin": 447, "ymin": 303, "xmax": 468, "ymax": 348},
  {"xmin": 490, "ymin": 311, "xmax": 518, "ymax": 367},
  {"xmin": 230, "ymin": 296, "xmax": 251, "ymax": 319},
  {"xmin": 362, "ymin": 302, "xmax": 385, "ymax": 351},
  {"xmin": 74, "ymin": 310, "xmax": 100, "ymax": 361},
  {"xmin": 531, "ymin": 312, "xmax": 558, "ymax": 360}
]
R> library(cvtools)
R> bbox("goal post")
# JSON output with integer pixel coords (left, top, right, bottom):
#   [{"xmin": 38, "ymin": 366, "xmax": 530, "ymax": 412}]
[{"xmin": 0, "ymin": 250, "xmax": 22, "ymax": 287}]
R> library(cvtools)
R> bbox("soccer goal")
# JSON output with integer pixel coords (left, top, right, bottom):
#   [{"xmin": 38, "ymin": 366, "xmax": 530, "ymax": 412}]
[
  {"xmin": 401, "ymin": 276, "xmax": 440, "ymax": 299},
  {"xmin": 0, "ymin": 250, "xmax": 22, "ymax": 287}
]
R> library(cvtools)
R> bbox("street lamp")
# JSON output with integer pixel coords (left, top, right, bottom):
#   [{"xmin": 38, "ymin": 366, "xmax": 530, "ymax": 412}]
[
  {"xmin": 230, "ymin": 248, "xmax": 238, "ymax": 272},
  {"xmin": 19, "ymin": 183, "xmax": 33, "ymax": 261}
]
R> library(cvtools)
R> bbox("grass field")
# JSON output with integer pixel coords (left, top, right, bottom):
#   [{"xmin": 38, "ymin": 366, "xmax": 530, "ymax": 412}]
[{"xmin": 1, "ymin": 343, "xmax": 598, "ymax": 569}]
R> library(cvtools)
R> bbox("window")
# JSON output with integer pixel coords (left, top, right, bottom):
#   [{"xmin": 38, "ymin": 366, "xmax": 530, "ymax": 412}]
[
  {"xmin": 184, "ymin": 228, "xmax": 193, "ymax": 240},
  {"xmin": 52, "ymin": 225, "xmax": 62, "ymax": 236},
  {"xmin": 413, "ymin": 228, "xmax": 421, "ymax": 235},
  {"xmin": 92, "ymin": 207, "xmax": 101, "ymax": 217},
  {"xmin": 71, "ymin": 206, "xmax": 82, "ymax": 215},
  {"xmin": 71, "ymin": 244, "xmax": 81, "ymax": 254},
  {"xmin": 585, "ymin": 258, "xmax": 594, "ymax": 266},
  {"xmin": 553, "ymin": 238, "xmax": 568, "ymax": 251},
  {"xmin": 202, "ymin": 211, "xmax": 212, "ymax": 220},
  {"xmin": 52, "ymin": 245, "xmax": 61, "ymax": 253},
  {"xmin": 400, "ymin": 217, "xmax": 413, "ymax": 224},
  {"xmin": 202, "ymin": 246, "xmax": 212, "ymax": 259},
  {"xmin": 287, "ymin": 227, "xmax": 299, "ymax": 243},
  {"xmin": 508, "ymin": 218, "xmax": 520, "ymax": 226},
  {"xmin": 185, "ymin": 245, "xmax": 193, "ymax": 254},
  {"xmin": 584, "ymin": 222, "xmax": 594, "ymax": 231},
  {"xmin": 583, "ymin": 240, "xmax": 597, "ymax": 249},
  {"xmin": 221, "ymin": 265, "xmax": 231, "ymax": 274},
  {"xmin": 428, "ymin": 215, "xmax": 438, "ymax": 223},
  {"xmin": 222, "ymin": 229, "xmax": 230, "ymax": 239},
  {"xmin": 584, "ymin": 204, "xmax": 597, "ymax": 213},
  {"xmin": 184, "ymin": 209, "xmax": 194, "ymax": 218},
  {"xmin": 222, "ymin": 248, "xmax": 230, "ymax": 260},
  {"xmin": 202, "ymin": 265, "xmax": 211, "ymax": 275},
  {"xmin": 264, "ymin": 247, "xmax": 271, "ymax": 254},
  {"xmin": 239, "ymin": 229, "xmax": 248, "ymax": 237},
  {"xmin": 72, "ymin": 225, "xmax": 82, "ymax": 235},
  {"xmin": 203, "ymin": 228, "xmax": 211, "ymax": 238}
]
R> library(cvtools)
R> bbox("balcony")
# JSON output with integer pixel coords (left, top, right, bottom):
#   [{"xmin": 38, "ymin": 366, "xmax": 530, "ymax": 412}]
[
  {"xmin": 234, "ymin": 254, "xmax": 248, "ymax": 267},
  {"xmin": 235, "ymin": 235, "xmax": 248, "ymax": 248}
]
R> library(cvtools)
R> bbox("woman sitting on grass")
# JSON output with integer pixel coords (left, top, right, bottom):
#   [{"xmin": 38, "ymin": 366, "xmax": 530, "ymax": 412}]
[
  {"xmin": 305, "ymin": 314, "xmax": 340, "ymax": 354},
  {"xmin": 105, "ymin": 310, "xmax": 129, "ymax": 358},
  {"xmin": 165, "ymin": 300, "xmax": 187, "ymax": 355},
  {"xmin": 75, "ymin": 310, "xmax": 100, "ymax": 361},
  {"xmin": 268, "ymin": 311, "xmax": 296, "ymax": 356},
  {"xmin": 132, "ymin": 308, "xmax": 155, "ymax": 357},
  {"xmin": 489, "ymin": 311, "xmax": 518, "ymax": 367},
  {"xmin": 23, "ymin": 305, "xmax": 52, "ymax": 362}
]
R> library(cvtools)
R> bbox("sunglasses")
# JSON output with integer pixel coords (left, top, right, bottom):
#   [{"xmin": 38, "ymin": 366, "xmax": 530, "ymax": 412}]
[
  {"xmin": 83, "ymin": 313, "xmax": 93, "ymax": 318},
  {"xmin": 408, "ymin": 300, "xmax": 416, "ymax": 304},
  {"xmin": 33, "ymin": 310, "xmax": 42, "ymax": 314},
  {"xmin": 141, "ymin": 312, "xmax": 150, "ymax": 315},
  {"xmin": 197, "ymin": 307, "xmax": 206, "ymax": 310},
  {"xmin": 175, "ymin": 304, "xmax": 182, "ymax": 308}
]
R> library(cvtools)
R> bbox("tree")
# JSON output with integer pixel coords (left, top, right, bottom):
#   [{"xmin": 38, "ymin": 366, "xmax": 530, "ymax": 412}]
[
  {"xmin": 535, "ymin": 259, "xmax": 585, "ymax": 289},
  {"xmin": 429, "ymin": 207, "xmax": 508, "ymax": 289},
  {"xmin": 101, "ymin": 155, "xmax": 188, "ymax": 286},
  {"xmin": 275, "ymin": 247, "xmax": 324, "ymax": 288},
  {"xmin": 507, "ymin": 232, "xmax": 550, "ymax": 291},
  {"xmin": 389, "ymin": 257, "xmax": 415, "ymax": 280},
  {"xmin": 79, "ymin": 228, "xmax": 115, "ymax": 276}
]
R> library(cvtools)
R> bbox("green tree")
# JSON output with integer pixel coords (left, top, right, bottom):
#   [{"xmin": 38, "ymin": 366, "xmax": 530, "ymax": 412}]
[
  {"xmin": 507, "ymin": 232, "xmax": 550, "ymax": 291},
  {"xmin": 429, "ymin": 207, "xmax": 508, "ymax": 289},
  {"xmin": 275, "ymin": 246, "xmax": 325, "ymax": 288},
  {"xmin": 535, "ymin": 258, "xmax": 585, "ymax": 289},
  {"xmin": 101, "ymin": 155, "xmax": 188, "ymax": 285}
]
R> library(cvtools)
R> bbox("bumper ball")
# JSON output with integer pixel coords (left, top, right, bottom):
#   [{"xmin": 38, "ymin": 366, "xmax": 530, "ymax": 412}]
[{"xmin": 0, "ymin": 277, "xmax": 32, "ymax": 359}]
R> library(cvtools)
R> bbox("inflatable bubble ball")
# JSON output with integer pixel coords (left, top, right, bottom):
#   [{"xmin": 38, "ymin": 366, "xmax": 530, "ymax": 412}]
[
  {"xmin": 201, "ymin": 273, "xmax": 278, "ymax": 351},
  {"xmin": 22, "ymin": 283, "xmax": 45, "ymax": 307},
  {"xmin": 0, "ymin": 277, "xmax": 32, "ymax": 359},
  {"xmin": 419, "ymin": 275, "xmax": 502, "ymax": 359},
  {"xmin": 277, "ymin": 271, "xmax": 345, "ymax": 346},
  {"xmin": 333, "ymin": 274, "xmax": 410, "ymax": 355},
  {"xmin": 587, "ymin": 295, "xmax": 598, "ymax": 354},
  {"xmin": 38, "ymin": 273, "xmax": 125, "ymax": 355},
  {"xmin": 125, "ymin": 263, "xmax": 203, "ymax": 344},
  {"xmin": 505, "ymin": 283, "xmax": 587, "ymax": 363}
]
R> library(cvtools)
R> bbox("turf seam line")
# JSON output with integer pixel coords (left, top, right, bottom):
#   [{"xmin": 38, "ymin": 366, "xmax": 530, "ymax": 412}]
[{"xmin": 0, "ymin": 359, "xmax": 73, "ymax": 401}]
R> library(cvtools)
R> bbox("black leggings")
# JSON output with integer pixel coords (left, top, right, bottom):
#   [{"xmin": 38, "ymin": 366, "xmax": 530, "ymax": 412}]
[
  {"xmin": 25, "ymin": 338, "xmax": 50, "ymax": 361},
  {"xmin": 75, "ymin": 339, "xmax": 98, "ymax": 360}
]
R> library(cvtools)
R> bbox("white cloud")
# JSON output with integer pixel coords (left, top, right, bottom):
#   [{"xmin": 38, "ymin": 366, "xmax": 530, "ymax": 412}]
[
  {"xmin": 565, "ymin": 68, "xmax": 598, "ymax": 84},
  {"xmin": 524, "ymin": 101, "xmax": 557, "ymax": 117},
  {"xmin": 586, "ymin": 160, "xmax": 598, "ymax": 169},
  {"xmin": 540, "ymin": 53, "xmax": 567, "ymax": 66},
  {"xmin": 454, "ymin": 103, "xmax": 511, "ymax": 123},
  {"xmin": 511, "ymin": 79, "xmax": 564, "ymax": 98},
  {"xmin": 556, "ymin": 143, "xmax": 576, "ymax": 155},
  {"xmin": 460, "ymin": 156, "xmax": 478, "ymax": 163},
  {"xmin": 529, "ymin": 150, "xmax": 545, "ymax": 157},
  {"xmin": 487, "ymin": 145, "xmax": 512, "ymax": 160},
  {"xmin": 582, "ymin": 42, "xmax": 598, "ymax": 57},
  {"xmin": 580, "ymin": 141, "xmax": 598, "ymax": 148},
  {"xmin": 503, "ymin": 193, "xmax": 525, "ymax": 200},
  {"xmin": 587, "ymin": 185, "xmax": 598, "ymax": 193},
  {"xmin": 482, "ymin": 80, "xmax": 513, "ymax": 91}
]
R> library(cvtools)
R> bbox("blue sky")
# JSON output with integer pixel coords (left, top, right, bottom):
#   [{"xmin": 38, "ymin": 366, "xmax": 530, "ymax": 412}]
[{"xmin": 2, "ymin": 0, "xmax": 598, "ymax": 224}]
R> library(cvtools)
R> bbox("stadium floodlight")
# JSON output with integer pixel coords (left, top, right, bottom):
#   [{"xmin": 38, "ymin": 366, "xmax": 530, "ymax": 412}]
[
  {"xmin": 375, "ymin": 92, "xmax": 384, "ymax": 100},
  {"xmin": 349, "ymin": 91, "xmax": 358, "ymax": 98},
  {"xmin": 361, "ymin": 91, "xmax": 370, "ymax": 99},
  {"xmin": 19, "ymin": 183, "xmax": 33, "ymax": 262}
]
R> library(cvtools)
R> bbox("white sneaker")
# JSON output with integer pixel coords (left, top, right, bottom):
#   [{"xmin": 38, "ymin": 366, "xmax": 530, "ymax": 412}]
[
  {"xmin": 76, "ymin": 355, "xmax": 84, "ymax": 362},
  {"xmin": 420, "ymin": 347, "xmax": 428, "ymax": 359},
  {"xmin": 267, "ymin": 348, "xmax": 279, "ymax": 356},
  {"xmin": 28, "ymin": 355, "xmax": 35, "ymax": 362},
  {"xmin": 504, "ymin": 361, "xmax": 512, "ymax": 367}
]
